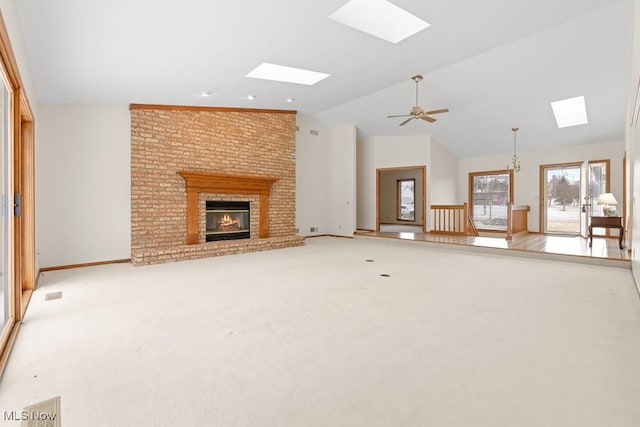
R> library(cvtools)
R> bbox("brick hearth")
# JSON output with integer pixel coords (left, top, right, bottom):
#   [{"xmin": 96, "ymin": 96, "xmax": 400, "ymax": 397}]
[{"xmin": 130, "ymin": 104, "xmax": 304, "ymax": 266}]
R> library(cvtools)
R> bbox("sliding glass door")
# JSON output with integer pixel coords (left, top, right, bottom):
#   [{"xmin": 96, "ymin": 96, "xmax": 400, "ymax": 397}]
[{"xmin": 0, "ymin": 13, "xmax": 36, "ymax": 375}]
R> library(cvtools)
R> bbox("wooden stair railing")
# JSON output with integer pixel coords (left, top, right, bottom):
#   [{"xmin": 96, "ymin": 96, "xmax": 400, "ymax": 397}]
[
  {"xmin": 466, "ymin": 205, "xmax": 479, "ymax": 237},
  {"xmin": 431, "ymin": 203, "xmax": 479, "ymax": 236}
]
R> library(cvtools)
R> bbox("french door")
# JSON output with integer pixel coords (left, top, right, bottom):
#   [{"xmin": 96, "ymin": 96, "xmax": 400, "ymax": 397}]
[
  {"xmin": 587, "ymin": 160, "xmax": 611, "ymax": 237},
  {"xmin": 540, "ymin": 160, "xmax": 610, "ymax": 236},
  {"xmin": 541, "ymin": 162, "xmax": 583, "ymax": 235}
]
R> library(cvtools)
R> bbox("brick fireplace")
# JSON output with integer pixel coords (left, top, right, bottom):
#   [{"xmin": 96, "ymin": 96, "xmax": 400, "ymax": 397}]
[{"xmin": 130, "ymin": 104, "xmax": 304, "ymax": 266}]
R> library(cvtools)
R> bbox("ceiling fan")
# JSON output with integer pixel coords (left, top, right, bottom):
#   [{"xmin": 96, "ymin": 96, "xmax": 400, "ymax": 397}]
[{"xmin": 387, "ymin": 74, "xmax": 449, "ymax": 126}]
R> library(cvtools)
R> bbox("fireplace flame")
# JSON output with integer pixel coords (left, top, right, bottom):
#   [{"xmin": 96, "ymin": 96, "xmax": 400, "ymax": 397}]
[{"xmin": 217, "ymin": 213, "xmax": 241, "ymax": 231}]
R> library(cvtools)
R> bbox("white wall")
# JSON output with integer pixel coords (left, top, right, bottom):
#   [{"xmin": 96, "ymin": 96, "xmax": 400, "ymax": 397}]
[
  {"xmin": 295, "ymin": 116, "xmax": 357, "ymax": 237},
  {"xmin": 357, "ymin": 134, "xmax": 431, "ymax": 230},
  {"xmin": 459, "ymin": 140, "xmax": 625, "ymax": 232},
  {"xmin": 295, "ymin": 115, "xmax": 330, "ymax": 236},
  {"xmin": 36, "ymin": 104, "xmax": 130, "ymax": 267},
  {"xmin": 328, "ymin": 124, "xmax": 356, "ymax": 236},
  {"xmin": 628, "ymin": 0, "xmax": 640, "ymax": 283},
  {"xmin": 0, "ymin": 0, "xmax": 38, "ymax": 117},
  {"xmin": 429, "ymin": 137, "xmax": 459, "ymax": 205},
  {"xmin": 356, "ymin": 131, "xmax": 374, "ymax": 230}
]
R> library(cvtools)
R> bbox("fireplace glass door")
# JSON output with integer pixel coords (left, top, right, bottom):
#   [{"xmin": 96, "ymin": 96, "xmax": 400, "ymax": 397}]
[{"xmin": 206, "ymin": 201, "xmax": 250, "ymax": 241}]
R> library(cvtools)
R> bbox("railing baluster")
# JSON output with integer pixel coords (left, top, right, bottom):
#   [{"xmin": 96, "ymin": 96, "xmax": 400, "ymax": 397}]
[{"xmin": 430, "ymin": 204, "xmax": 479, "ymax": 236}]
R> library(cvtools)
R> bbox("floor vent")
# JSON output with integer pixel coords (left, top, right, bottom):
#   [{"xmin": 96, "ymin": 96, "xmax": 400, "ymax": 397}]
[
  {"xmin": 44, "ymin": 291, "xmax": 62, "ymax": 301},
  {"xmin": 21, "ymin": 396, "xmax": 60, "ymax": 427}
]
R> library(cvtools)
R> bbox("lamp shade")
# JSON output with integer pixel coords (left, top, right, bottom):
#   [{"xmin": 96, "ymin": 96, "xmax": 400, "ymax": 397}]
[{"xmin": 596, "ymin": 193, "xmax": 617, "ymax": 205}]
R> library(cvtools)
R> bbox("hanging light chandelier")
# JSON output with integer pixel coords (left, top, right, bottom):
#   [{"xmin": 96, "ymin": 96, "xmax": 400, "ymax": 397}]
[{"xmin": 507, "ymin": 127, "xmax": 521, "ymax": 172}]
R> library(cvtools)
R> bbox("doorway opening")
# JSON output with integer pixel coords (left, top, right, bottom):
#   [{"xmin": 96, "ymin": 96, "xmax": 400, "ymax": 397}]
[{"xmin": 376, "ymin": 166, "xmax": 426, "ymax": 232}]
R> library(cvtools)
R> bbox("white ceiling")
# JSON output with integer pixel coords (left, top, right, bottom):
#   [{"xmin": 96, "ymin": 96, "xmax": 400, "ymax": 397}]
[{"xmin": 15, "ymin": 0, "xmax": 634, "ymax": 157}]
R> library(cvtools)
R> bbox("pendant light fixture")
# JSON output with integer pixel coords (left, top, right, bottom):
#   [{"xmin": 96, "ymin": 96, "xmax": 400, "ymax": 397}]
[{"xmin": 507, "ymin": 127, "xmax": 521, "ymax": 172}]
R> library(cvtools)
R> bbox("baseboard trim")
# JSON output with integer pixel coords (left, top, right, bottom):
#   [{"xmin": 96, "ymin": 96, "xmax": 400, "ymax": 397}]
[
  {"xmin": 40, "ymin": 258, "xmax": 131, "ymax": 273},
  {"xmin": 20, "ymin": 289, "xmax": 33, "ymax": 319},
  {"xmin": 304, "ymin": 234, "xmax": 354, "ymax": 239},
  {"xmin": 0, "ymin": 321, "xmax": 20, "ymax": 377}
]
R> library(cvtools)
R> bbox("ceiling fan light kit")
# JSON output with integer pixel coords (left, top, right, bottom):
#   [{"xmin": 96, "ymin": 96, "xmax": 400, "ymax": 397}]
[{"xmin": 387, "ymin": 74, "xmax": 448, "ymax": 126}]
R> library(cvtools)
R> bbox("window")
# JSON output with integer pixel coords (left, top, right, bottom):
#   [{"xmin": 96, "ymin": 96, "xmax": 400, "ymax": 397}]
[
  {"xmin": 469, "ymin": 170, "xmax": 513, "ymax": 231},
  {"xmin": 397, "ymin": 179, "xmax": 415, "ymax": 221}
]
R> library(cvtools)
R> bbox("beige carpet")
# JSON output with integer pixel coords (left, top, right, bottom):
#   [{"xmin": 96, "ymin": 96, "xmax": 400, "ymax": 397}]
[{"xmin": 1, "ymin": 236, "xmax": 640, "ymax": 426}]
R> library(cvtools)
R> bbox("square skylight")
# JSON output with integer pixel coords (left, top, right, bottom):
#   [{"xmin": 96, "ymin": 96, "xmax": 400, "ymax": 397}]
[
  {"xmin": 246, "ymin": 63, "xmax": 330, "ymax": 85},
  {"xmin": 551, "ymin": 96, "xmax": 589, "ymax": 128},
  {"xmin": 329, "ymin": 0, "xmax": 430, "ymax": 44}
]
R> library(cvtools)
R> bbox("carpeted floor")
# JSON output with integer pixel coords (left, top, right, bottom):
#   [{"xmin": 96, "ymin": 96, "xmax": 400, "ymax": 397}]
[{"xmin": 1, "ymin": 236, "xmax": 640, "ymax": 426}]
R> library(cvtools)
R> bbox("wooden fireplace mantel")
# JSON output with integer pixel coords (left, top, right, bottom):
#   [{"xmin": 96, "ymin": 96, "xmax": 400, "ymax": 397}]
[{"xmin": 178, "ymin": 171, "xmax": 277, "ymax": 244}]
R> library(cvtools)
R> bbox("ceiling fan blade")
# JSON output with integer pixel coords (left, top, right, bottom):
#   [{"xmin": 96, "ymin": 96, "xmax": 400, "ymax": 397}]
[
  {"xmin": 420, "ymin": 116, "xmax": 437, "ymax": 123},
  {"xmin": 387, "ymin": 114, "xmax": 412, "ymax": 118},
  {"xmin": 399, "ymin": 117, "xmax": 414, "ymax": 126},
  {"xmin": 423, "ymin": 109, "xmax": 449, "ymax": 115}
]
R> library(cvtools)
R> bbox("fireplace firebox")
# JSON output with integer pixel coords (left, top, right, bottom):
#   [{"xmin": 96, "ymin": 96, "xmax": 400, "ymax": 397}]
[{"xmin": 206, "ymin": 201, "xmax": 250, "ymax": 242}]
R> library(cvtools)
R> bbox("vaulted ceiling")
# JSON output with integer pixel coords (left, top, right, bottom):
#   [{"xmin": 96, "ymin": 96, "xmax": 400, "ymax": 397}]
[{"xmin": 15, "ymin": 0, "xmax": 634, "ymax": 157}]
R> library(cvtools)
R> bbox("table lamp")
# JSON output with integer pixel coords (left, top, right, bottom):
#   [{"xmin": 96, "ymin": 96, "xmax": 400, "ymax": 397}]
[{"xmin": 596, "ymin": 193, "xmax": 617, "ymax": 217}]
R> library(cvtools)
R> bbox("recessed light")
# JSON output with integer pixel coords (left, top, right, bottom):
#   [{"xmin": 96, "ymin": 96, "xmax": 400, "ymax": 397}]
[
  {"xmin": 199, "ymin": 91, "xmax": 212, "ymax": 97},
  {"xmin": 246, "ymin": 63, "xmax": 330, "ymax": 85},
  {"xmin": 329, "ymin": 0, "xmax": 430, "ymax": 44},
  {"xmin": 551, "ymin": 96, "xmax": 588, "ymax": 128},
  {"xmin": 286, "ymin": 98, "xmax": 294, "ymax": 103},
  {"xmin": 247, "ymin": 94, "xmax": 256, "ymax": 100}
]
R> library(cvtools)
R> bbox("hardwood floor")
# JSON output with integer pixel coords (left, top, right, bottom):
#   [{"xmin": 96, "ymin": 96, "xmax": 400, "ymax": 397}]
[{"xmin": 355, "ymin": 229, "xmax": 630, "ymax": 267}]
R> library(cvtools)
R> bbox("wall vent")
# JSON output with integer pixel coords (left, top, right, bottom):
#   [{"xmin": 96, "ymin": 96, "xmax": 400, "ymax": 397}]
[
  {"xmin": 310, "ymin": 227, "xmax": 318, "ymax": 232},
  {"xmin": 21, "ymin": 396, "xmax": 61, "ymax": 427},
  {"xmin": 45, "ymin": 291, "xmax": 62, "ymax": 301},
  {"xmin": 310, "ymin": 129, "xmax": 319, "ymax": 136}
]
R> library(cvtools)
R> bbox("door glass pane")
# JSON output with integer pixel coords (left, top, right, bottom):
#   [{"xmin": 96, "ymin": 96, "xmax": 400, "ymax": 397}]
[
  {"xmin": 471, "ymin": 173, "xmax": 510, "ymax": 230},
  {"xmin": 397, "ymin": 179, "xmax": 415, "ymax": 221},
  {"xmin": 543, "ymin": 165, "xmax": 581, "ymax": 234},
  {"xmin": 588, "ymin": 161, "xmax": 609, "ymax": 236},
  {"xmin": 0, "ymin": 69, "xmax": 10, "ymax": 331}
]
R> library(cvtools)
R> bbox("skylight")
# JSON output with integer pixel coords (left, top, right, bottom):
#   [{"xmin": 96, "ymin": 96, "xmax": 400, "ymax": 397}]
[
  {"xmin": 329, "ymin": 0, "xmax": 430, "ymax": 44},
  {"xmin": 550, "ymin": 96, "xmax": 589, "ymax": 128},
  {"xmin": 246, "ymin": 63, "xmax": 330, "ymax": 85}
]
